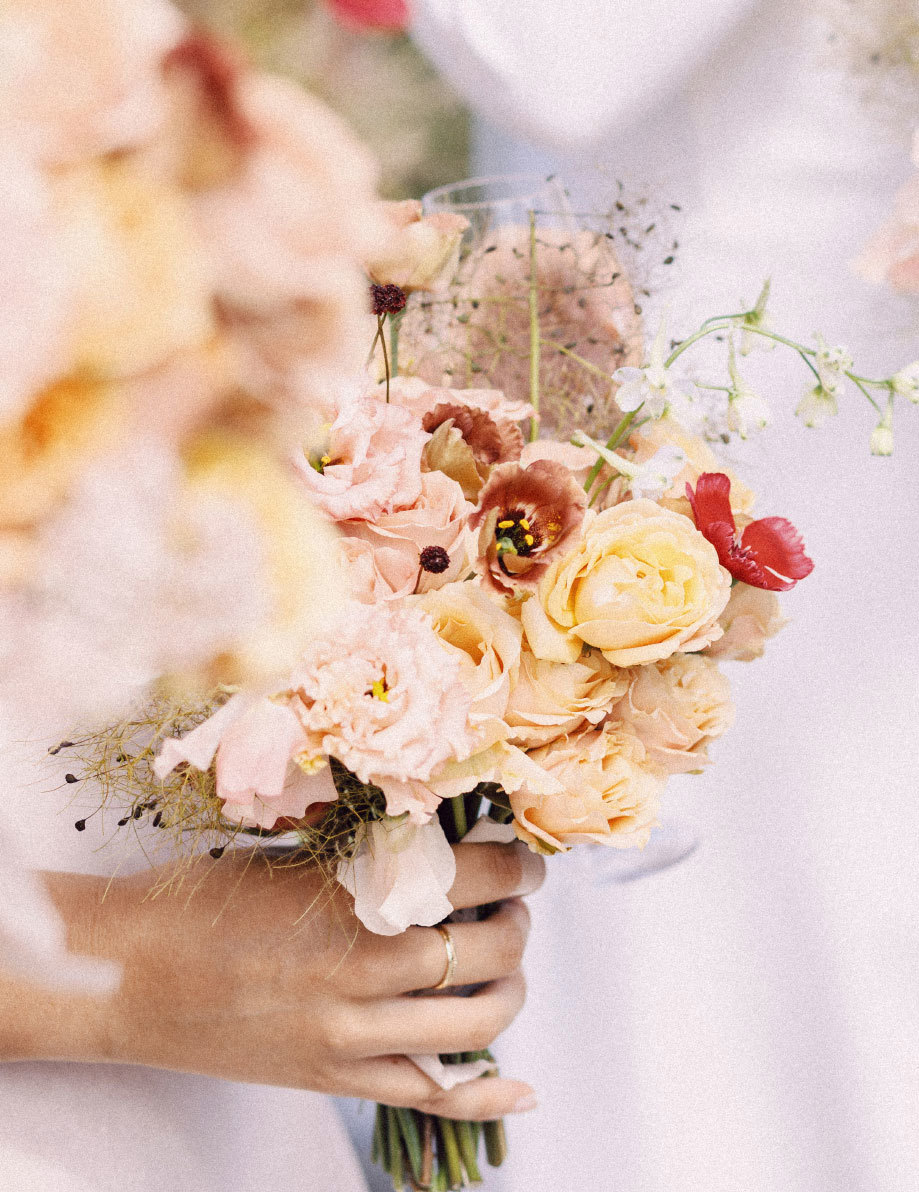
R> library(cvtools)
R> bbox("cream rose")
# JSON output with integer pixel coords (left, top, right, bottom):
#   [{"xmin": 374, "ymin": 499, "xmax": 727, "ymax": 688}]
[
  {"xmin": 504, "ymin": 646, "xmax": 629, "ymax": 748},
  {"xmin": 510, "ymin": 725, "xmax": 663, "ymax": 852},
  {"xmin": 627, "ymin": 418, "xmax": 756, "ymax": 519},
  {"xmin": 522, "ymin": 499, "xmax": 731, "ymax": 667},
  {"xmin": 417, "ymin": 580, "xmax": 522, "ymax": 751},
  {"xmin": 615, "ymin": 654, "xmax": 734, "ymax": 775},
  {"xmin": 705, "ymin": 581, "xmax": 786, "ymax": 662}
]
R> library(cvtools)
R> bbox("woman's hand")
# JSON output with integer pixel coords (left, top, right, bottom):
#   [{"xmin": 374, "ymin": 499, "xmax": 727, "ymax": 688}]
[{"xmin": 2, "ymin": 842, "xmax": 545, "ymax": 1120}]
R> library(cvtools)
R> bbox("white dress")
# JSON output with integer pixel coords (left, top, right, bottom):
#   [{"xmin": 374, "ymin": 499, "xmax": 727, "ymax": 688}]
[
  {"xmin": 0, "ymin": 742, "xmax": 369, "ymax": 1191},
  {"xmin": 408, "ymin": 3, "xmax": 919, "ymax": 1190}
]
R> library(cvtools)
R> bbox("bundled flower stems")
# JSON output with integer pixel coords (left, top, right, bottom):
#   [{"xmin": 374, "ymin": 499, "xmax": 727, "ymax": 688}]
[{"xmin": 42, "ymin": 12, "xmax": 919, "ymax": 1191}]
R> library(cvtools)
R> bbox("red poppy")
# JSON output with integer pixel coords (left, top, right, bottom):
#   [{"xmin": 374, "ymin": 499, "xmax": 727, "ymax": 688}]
[
  {"xmin": 686, "ymin": 472, "xmax": 814, "ymax": 591},
  {"xmin": 325, "ymin": 0, "xmax": 410, "ymax": 31}
]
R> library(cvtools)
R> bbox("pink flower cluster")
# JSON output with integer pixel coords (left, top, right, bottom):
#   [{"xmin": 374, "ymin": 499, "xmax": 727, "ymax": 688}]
[{"xmin": 158, "ymin": 370, "xmax": 808, "ymax": 856}]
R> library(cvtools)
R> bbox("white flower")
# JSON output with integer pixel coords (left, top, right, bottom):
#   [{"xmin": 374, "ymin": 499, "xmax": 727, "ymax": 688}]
[
  {"xmin": 628, "ymin": 444, "xmax": 688, "ymax": 499},
  {"xmin": 870, "ymin": 399, "xmax": 894, "ymax": 457},
  {"xmin": 795, "ymin": 384, "xmax": 838, "ymax": 428},
  {"xmin": 726, "ymin": 341, "xmax": 770, "ymax": 438},
  {"xmin": 813, "ymin": 334, "xmax": 852, "ymax": 396},
  {"xmin": 891, "ymin": 362, "xmax": 919, "ymax": 403},
  {"xmin": 613, "ymin": 318, "xmax": 695, "ymax": 420},
  {"xmin": 337, "ymin": 816, "xmax": 456, "ymax": 935},
  {"xmin": 737, "ymin": 278, "xmax": 775, "ymax": 355}
]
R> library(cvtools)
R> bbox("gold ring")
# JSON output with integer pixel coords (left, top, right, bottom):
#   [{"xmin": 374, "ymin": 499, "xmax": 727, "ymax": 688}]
[{"xmin": 432, "ymin": 923, "xmax": 457, "ymax": 990}]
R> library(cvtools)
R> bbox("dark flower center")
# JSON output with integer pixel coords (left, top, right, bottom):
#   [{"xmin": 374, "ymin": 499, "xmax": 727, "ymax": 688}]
[
  {"xmin": 419, "ymin": 545, "xmax": 451, "ymax": 574},
  {"xmin": 370, "ymin": 283, "xmax": 407, "ymax": 316},
  {"xmin": 495, "ymin": 509, "xmax": 542, "ymax": 558}
]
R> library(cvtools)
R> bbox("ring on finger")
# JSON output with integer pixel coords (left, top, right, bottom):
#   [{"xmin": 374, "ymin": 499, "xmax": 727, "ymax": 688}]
[{"xmin": 431, "ymin": 923, "xmax": 457, "ymax": 990}]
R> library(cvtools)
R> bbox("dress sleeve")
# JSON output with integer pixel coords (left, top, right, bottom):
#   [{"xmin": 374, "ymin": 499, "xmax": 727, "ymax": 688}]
[{"xmin": 410, "ymin": 0, "xmax": 756, "ymax": 148}]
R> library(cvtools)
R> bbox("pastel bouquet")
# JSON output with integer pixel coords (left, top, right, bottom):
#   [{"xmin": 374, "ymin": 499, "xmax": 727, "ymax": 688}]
[{"xmin": 70, "ymin": 170, "xmax": 919, "ymax": 1188}]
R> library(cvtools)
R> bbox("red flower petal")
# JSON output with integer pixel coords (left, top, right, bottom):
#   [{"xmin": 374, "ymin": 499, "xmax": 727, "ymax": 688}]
[
  {"xmin": 325, "ymin": 0, "xmax": 410, "ymax": 30},
  {"xmin": 686, "ymin": 472, "xmax": 736, "ymax": 534},
  {"xmin": 740, "ymin": 517, "xmax": 814, "ymax": 591}
]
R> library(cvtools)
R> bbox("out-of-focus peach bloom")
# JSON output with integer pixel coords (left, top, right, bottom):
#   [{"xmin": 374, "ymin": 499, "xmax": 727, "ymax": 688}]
[
  {"xmin": 0, "ymin": 0, "xmax": 184, "ymax": 166},
  {"xmin": 470, "ymin": 459, "xmax": 587, "ymax": 595},
  {"xmin": 523, "ymin": 499, "xmax": 731, "ymax": 666},
  {"xmin": 615, "ymin": 654, "xmax": 734, "ymax": 775},
  {"xmin": 294, "ymin": 394, "xmax": 427, "ymax": 522},
  {"xmin": 705, "ymin": 581, "xmax": 786, "ymax": 662},
  {"xmin": 504, "ymin": 646, "xmax": 628, "ymax": 749},
  {"xmin": 0, "ymin": 147, "xmax": 69, "ymax": 425},
  {"xmin": 344, "ymin": 469, "xmax": 476, "ymax": 593},
  {"xmin": 854, "ymin": 130, "xmax": 919, "ymax": 293},
  {"xmin": 520, "ymin": 439, "xmax": 598, "ymax": 490},
  {"xmin": 510, "ymin": 725, "xmax": 663, "ymax": 852},
  {"xmin": 417, "ymin": 581, "xmax": 523, "ymax": 752},
  {"xmin": 368, "ymin": 199, "xmax": 468, "ymax": 293},
  {"xmin": 628, "ymin": 417, "xmax": 756, "ymax": 519}
]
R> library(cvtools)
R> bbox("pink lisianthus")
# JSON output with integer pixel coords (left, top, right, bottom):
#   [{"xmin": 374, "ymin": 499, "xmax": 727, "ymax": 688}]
[
  {"xmin": 343, "ymin": 469, "xmax": 476, "ymax": 593},
  {"xmin": 154, "ymin": 693, "xmax": 339, "ymax": 830},
  {"xmin": 295, "ymin": 394, "xmax": 428, "ymax": 521},
  {"xmin": 388, "ymin": 375, "xmax": 535, "ymax": 428},
  {"xmin": 288, "ymin": 603, "xmax": 472, "ymax": 820}
]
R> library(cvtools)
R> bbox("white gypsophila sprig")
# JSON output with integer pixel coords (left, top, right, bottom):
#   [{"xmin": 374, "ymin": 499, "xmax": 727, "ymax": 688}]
[
  {"xmin": 726, "ymin": 339, "xmax": 771, "ymax": 438},
  {"xmin": 813, "ymin": 333, "xmax": 854, "ymax": 396},
  {"xmin": 795, "ymin": 383, "xmax": 839, "ymax": 428},
  {"xmin": 613, "ymin": 317, "xmax": 697, "ymax": 423},
  {"xmin": 571, "ymin": 430, "xmax": 686, "ymax": 500},
  {"xmin": 891, "ymin": 361, "xmax": 919, "ymax": 402},
  {"xmin": 870, "ymin": 395, "xmax": 895, "ymax": 456},
  {"xmin": 737, "ymin": 279, "xmax": 775, "ymax": 355}
]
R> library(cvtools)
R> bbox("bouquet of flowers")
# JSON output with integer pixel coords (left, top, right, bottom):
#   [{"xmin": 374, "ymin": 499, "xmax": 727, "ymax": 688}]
[{"xmin": 68, "ymin": 175, "xmax": 919, "ymax": 1188}]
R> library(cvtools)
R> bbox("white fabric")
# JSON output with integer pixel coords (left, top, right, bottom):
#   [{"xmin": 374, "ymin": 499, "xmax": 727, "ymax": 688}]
[
  {"xmin": 411, "ymin": 2, "xmax": 919, "ymax": 1190},
  {"xmin": 0, "ymin": 741, "xmax": 368, "ymax": 1192}
]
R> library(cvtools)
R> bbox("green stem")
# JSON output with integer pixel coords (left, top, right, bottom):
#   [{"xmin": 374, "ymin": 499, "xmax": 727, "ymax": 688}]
[
  {"xmin": 437, "ymin": 1119, "xmax": 464, "ymax": 1189},
  {"xmin": 395, "ymin": 1108, "xmax": 424, "ymax": 1182},
  {"xmin": 455, "ymin": 1121, "xmax": 483, "ymax": 1184},
  {"xmin": 483, "ymin": 1119, "xmax": 507, "ymax": 1169},
  {"xmin": 390, "ymin": 309, "xmax": 403, "ymax": 378},
  {"xmin": 387, "ymin": 1106, "xmax": 404, "ymax": 1189},
  {"xmin": 582, "ymin": 407, "xmax": 641, "ymax": 494},
  {"xmin": 449, "ymin": 795, "xmax": 468, "ymax": 843},
  {"xmin": 378, "ymin": 313, "xmax": 391, "ymax": 403},
  {"xmin": 372, "ymin": 1103, "xmax": 386, "ymax": 1168},
  {"xmin": 528, "ymin": 209, "xmax": 541, "ymax": 442}
]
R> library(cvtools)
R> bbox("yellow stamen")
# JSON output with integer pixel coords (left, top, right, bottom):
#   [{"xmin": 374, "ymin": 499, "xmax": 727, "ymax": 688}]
[
  {"xmin": 497, "ymin": 519, "xmax": 515, "ymax": 529},
  {"xmin": 520, "ymin": 518, "xmax": 531, "ymax": 531},
  {"xmin": 320, "ymin": 454, "xmax": 332, "ymax": 466},
  {"xmin": 370, "ymin": 678, "xmax": 389, "ymax": 703},
  {"xmin": 294, "ymin": 751, "xmax": 327, "ymax": 775},
  {"xmin": 524, "ymin": 534, "xmax": 535, "ymax": 546}
]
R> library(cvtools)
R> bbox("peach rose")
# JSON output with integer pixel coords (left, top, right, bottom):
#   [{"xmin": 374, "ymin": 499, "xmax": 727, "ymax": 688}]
[
  {"xmin": 522, "ymin": 499, "xmax": 731, "ymax": 667},
  {"xmin": 504, "ymin": 647, "xmax": 629, "ymax": 748},
  {"xmin": 510, "ymin": 725, "xmax": 663, "ymax": 852},
  {"xmin": 344, "ymin": 469, "xmax": 476, "ymax": 593},
  {"xmin": 417, "ymin": 581, "xmax": 522, "ymax": 751},
  {"xmin": 367, "ymin": 199, "xmax": 468, "ymax": 294},
  {"xmin": 627, "ymin": 417, "xmax": 756, "ymax": 519},
  {"xmin": 615, "ymin": 654, "xmax": 734, "ymax": 775},
  {"xmin": 705, "ymin": 581, "xmax": 786, "ymax": 662}
]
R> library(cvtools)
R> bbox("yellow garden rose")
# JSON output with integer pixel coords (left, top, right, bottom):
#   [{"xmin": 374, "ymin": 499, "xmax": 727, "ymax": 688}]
[
  {"xmin": 522, "ymin": 499, "xmax": 731, "ymax": 667},
  {"xmin": 504, "ymin": 646, "xmax": 628, "ymax": 748},
  {"xmin": 510, "ymin": 725, "xmax": 663, "ymax": 852}
]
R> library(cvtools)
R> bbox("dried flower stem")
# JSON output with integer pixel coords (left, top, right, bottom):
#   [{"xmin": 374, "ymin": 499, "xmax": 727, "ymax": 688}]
[{"xmin": 528, "ymin": 209, "xmax": 541, "ymax": 442}]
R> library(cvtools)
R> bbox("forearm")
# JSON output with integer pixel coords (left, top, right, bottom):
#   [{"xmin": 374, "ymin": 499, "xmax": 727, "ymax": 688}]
[{"xmin": 0, "ymin": 871, "xmax": 113, "ymax": 1064}]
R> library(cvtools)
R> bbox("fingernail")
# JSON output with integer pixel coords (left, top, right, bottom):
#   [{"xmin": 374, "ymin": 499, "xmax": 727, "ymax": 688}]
[
  {"xmin": 509, "ymin": 1093, "xmax": 538, "ymax": 1114},
  {"xmin": 511, "ymin": 844, "xmax": 545, "ymax": 897}
]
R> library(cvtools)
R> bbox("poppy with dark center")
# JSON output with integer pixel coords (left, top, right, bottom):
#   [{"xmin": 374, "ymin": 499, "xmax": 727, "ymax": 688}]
[
  {"xmin": 470, "ymin": 460, "xmax": 587, "ymax": 594},
  {"xmin": 686, "ymin": 472, "xmax": 814, "ymax": 591}
]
